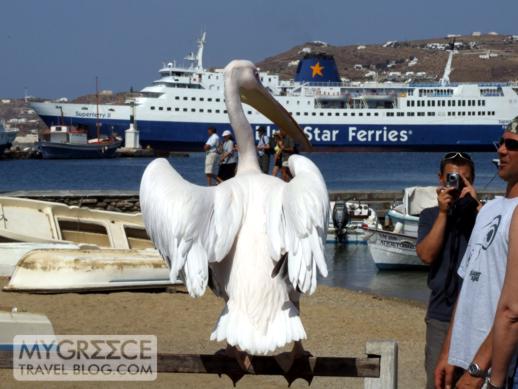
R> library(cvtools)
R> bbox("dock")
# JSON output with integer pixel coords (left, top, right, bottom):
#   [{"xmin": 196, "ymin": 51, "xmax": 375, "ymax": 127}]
[{"xmin": 1, "ymin": 190, "xmax": 505, "ymax": 217}]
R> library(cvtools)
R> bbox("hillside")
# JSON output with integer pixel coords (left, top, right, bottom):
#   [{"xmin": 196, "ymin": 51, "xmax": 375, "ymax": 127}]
[{"xmin": 256, "ymin": 34, "xmax": 518, "ymax": 83}]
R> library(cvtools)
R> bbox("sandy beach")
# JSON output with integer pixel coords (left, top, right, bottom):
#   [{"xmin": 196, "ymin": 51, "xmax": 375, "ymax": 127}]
[{"xmin": 0, "ymin": 277, "xmax": 426, "ymax": 388}]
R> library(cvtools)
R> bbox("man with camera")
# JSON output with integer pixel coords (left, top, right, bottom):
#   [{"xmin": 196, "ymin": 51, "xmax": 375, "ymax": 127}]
[
  {"xmin": 416, "ymin": 152, "xmax": 481, "ymax": 389},
  {"xmin": 433, "ymin": 119, "xmax": 518, "ymax": 389}
]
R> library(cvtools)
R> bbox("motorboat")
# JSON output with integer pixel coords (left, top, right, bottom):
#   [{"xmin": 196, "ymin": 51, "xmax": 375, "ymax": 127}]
[
  {"xmin": 327, "ymin": 200, "xmax": 380, "ymax": 244},
  {"xmin": 0, "ymin": 122, "xmax": 18, "ymax": 155},
  {"xmin": 366, "ymin": 186, "xmax": 437, "ymax": 269}
]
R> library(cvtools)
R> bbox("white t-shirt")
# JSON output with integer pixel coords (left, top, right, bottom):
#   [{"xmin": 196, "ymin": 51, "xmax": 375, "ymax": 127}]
[
  {"xmin": 205, "ymin": 133, "xmax": 220, "ymax": 153},
  {"xmin": 222, "ymin": 139, "xmax": 238, "ymax": 164},
  {"xmin": 257, "ymin": 134, "xmax": 269, "ymax": 157},
  {"xmin": 449, "ymin": 196, "xmax": 518, "ymax": 369}
]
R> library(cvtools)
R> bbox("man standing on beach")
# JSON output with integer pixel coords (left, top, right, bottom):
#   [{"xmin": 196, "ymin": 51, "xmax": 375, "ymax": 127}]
[
  {"xmin": 203, "ymin": 127, "xmax": 220, "ymax": 186},
  {"xmin": 416, "ymin": 152, "xmax": 480, "ymax": 389},
  {"xmin": 256, "ymin": 126, "xmax": 270, "ymax": 174},
  {"xmin": 434, "ymin": 118, "xmax": 518, "ymax": 389}
]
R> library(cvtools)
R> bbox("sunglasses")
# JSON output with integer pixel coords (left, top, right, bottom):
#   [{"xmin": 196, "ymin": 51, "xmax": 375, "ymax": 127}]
[
  {"xmin": 499, "ymin": 137, "xmax": 518, "ymax": 151},
  {"xmin": 442, "ymin": 152, "xmax": 473, "ymax": 163}
]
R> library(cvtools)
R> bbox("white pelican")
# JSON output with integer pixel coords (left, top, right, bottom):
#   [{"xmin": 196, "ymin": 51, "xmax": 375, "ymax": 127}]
[{"xmin": 140, "ymin": 60, "xmax": 329, "ymax": 360}]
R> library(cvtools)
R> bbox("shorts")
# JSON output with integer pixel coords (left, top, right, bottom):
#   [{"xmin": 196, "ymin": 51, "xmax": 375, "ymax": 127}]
[
  {"xmin": 205, "ymin": 152, "xmax": 219, "ymax": 175},
  {"xmin": 218, "ymin": 163, "xmax": 237, "ymax": 181}
]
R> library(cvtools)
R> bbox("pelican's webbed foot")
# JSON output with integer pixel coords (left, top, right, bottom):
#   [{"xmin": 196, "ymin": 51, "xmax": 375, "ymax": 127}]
[
  {"xmin": 275, "ymin": 341, "xmax": 314, "ymax": 386},
  {"xmin": 215, "ymin": 345, "xmax": 252, "ymax": 386}
]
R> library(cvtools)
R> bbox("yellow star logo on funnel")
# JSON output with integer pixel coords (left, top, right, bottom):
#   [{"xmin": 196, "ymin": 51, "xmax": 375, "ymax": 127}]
[{"xmin": 310, "ymin": 62, "xmax": 324, "ymax": 78}]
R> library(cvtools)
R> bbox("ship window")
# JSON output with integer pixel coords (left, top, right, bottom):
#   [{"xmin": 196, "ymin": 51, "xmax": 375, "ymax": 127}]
[
  {"xmin": 191, "ymin": 108, "xmax": 195, "ymax": 112},
  {"xmin": 167, "ymin": 107, "xmax": 171, "ymax": 111},
  {"xmin": 191, "ymin": 97, "xmax": 195, "ymax": 101},
  {"xmin": 327, "ymin": 112, "xmax": 332, "ymax": 116},
  {"xmin": 366, "ymin": 112, "xmax": 371, "ymax": 116},
  {"xmin": 374, "ymin": 112, "xmax": 379, "ymax": 116},
  {"xmin": 81, "ymin": 107, "xmax": 88, "ymax": 110},
  {"xmin": 304, "ymin": 112, "xmax": 308, "ymax": 116},
  {"xmin": 159, "ymin": 107, "xmax": 163, "ymax": 111},
  {"xmin": 417, "ymin": 112, "xmax": 425, "ymax": 116},
  {"xmin": 248, "ymin": 111, "xmax": 252, "ymax": 115},
  {"xmin": 312, "ymin": 112, "xmax": 316, "ymax": 116},
  {"xmin": 336, "ymin": 112, "xmax": 340, "ymax": 116},
  {"xmin": 482, "ymin": 100, "xmax": 486, "ymax": 106},
  {"xmin": 427, "ymin": 112, "xmax": 435, "ymax": 116},
  {"xmin": 183, "ymin": 97, "xmax": 187, "ymax": 100},
  {"xmin": 208, "ymin": 109, "xmax": 212, "ymax": 113},
  {"xmin": 175, "ymin": 96, "xmax": 179, "ymax": 100},
  {"xmin": 387, "ymin": 112, "xmax": 394, "ymax": 117},
  {"xmin": 216, "ymin": 98, "xmax": 221, "ymax": 102},
  {"xmin": 351, "ymin": 112, "xmax": 355, "ymax": 116},
  {"xmin": 358, "ymin": 113, "xmax": 363, "ymax": 116},
  {"xmin": 208, "ymin": 98, "xmax": 212, "ymax": 102},
  {"xmin": 224, "ymin": 110, "xmax": 227, "ymax": 114},
  {"xmin": 199, "ymin": 109, "xmax": 204, "ymax": 112},
  {"xmin": 406, "ymin": 101, "xmax": 410, "ymax": 107},
  {"xmin": 175, "ymin": 108, "xmax": 179, "ymax": 111},
  {"xmin": 344, "ymin": 112, "xmax": 348, "ymax": 116},
  {"xmin": 296, "ymin": 112, "xmax": 300, "ymax": 116},
  {"xmin": 183, "ymin": 108, "xmax": 187, "ymax": 112},
  {"xmin": 216, "ymin": 109, "xmax": 220, "ymax": 113},
  {"xmin": 407, "ymin": 112, "xmax": 415, "ymax": 116},
  {"xmin": 397, "ymin": 112, "xmax": 404, "ymax": 116},
  {"xmin": 151, "ymin": 106, "xmax": 155, "ymax": 110},
  {"xmin": 320, "ymin": 112, "xmax": 324, "ymax": 116},
  {"xmin": 200, "ymin": 98, "xmax": 204, "ymax": 101}
]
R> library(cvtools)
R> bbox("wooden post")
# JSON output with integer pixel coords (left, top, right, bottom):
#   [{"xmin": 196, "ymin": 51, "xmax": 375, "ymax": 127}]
[{"xmin": 364, "ymin": 340, "xmax": 398, "ymax": 389}]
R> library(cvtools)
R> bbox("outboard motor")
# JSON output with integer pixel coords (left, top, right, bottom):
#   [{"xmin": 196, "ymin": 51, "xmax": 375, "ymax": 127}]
[{"xmin": 332, "ymin": 201, "xmax": 350, "ymax": 243}]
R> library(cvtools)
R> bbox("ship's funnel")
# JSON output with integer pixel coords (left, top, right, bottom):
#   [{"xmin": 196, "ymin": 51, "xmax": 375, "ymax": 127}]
[{"xmin": 294, "ymin": 53, "xmax": 341, "ymax": 84}]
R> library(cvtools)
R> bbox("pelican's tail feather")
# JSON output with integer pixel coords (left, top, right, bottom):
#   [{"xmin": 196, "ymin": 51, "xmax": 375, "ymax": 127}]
[{"xmin": 210, "ymin": 301, "xmax": 307, "ymax": 355}]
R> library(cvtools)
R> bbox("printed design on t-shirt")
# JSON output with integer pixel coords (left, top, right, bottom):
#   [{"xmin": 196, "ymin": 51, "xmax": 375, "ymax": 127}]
[{"xmin": 465, "ymin": 215, "xmax": 502, "ymax": 282}]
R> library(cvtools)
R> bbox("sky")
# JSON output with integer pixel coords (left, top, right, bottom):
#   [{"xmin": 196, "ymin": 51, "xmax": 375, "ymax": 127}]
[{"xmin": 1, "ymin": 0, "xmax": 517, "ymax": 99}]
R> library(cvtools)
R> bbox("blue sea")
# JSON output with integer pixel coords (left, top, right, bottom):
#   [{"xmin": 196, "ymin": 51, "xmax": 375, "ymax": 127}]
[{"xmin": 0, "ymin": 151, "xmax": 505, "ymax": 302}]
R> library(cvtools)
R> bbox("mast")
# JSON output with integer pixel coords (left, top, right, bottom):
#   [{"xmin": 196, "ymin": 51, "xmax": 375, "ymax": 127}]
[{"xmin": 95, "ymin": 76, "xmax": 101, "ymax": 140}]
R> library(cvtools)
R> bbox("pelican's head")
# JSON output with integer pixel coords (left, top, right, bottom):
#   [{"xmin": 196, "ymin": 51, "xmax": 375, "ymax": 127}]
[{"xmin": 224, "ymin": 60, "xmax": 311, "ymax": 152}]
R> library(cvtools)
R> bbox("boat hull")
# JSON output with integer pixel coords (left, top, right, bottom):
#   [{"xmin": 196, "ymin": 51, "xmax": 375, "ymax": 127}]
[
  {"xmin": 367, "ymin": 229, "xmax": 426, "ymax": 270},
  {"xmin": 4, "ymin": 248, "xmax": 176, "ymax": 293},
  {"xmin": 34, "ymin": 111, "xmax": 505, "ymax": 152},
  {"xmin": 37, "ymin": 140, "xmax": 122, "ymax": 159}
]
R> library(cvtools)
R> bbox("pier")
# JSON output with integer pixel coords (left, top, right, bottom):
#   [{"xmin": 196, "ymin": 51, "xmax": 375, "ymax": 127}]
[{"xmin": 1, "ymin": 189, "xmax": 505, "ymax": 216}]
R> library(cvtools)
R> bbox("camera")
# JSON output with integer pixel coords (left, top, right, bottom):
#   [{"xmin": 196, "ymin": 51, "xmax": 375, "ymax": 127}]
[{"xmin": 446, "ymin": 173, "xmax": 464, "ymax": 192}]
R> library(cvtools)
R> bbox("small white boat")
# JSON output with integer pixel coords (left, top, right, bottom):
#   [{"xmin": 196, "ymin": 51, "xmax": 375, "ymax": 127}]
[
  {"xmin": 0, "ymin": 122, "xmax": 18, "ymax": 155},
  {"xmin": 0, "ymin": 196, "xmax": 153, "ymax": 249},
  {"xmin": 367, "ymin": 186, "xmax": 437, "ymax": 269},
  {"xmin": 0, "ymin": 309, "xmax": 55, "ymax": 350},
  {"xmin": 0, "ymin": 242, "xmax": 91, "ymax": 277},
  {"xmin": 366, "ymin": 229, "xmax": 424, "ymax": 269},
  {"xmin": 327, "ymin": 200, "xmax": 380, "ymax": 244},
  {"xmin": 4, "ymin": 248, "xmax": 176, "ymax": 293}
]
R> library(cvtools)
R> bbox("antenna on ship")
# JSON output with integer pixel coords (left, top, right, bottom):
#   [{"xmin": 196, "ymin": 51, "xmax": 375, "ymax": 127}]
[
  {"xmin": 96, "ymin": 76, "xmax": 101, "ymax": 141},
  {"xmin": 440, "ymin": 39, "xmax": 456, "ymax": 86},
  {"xmin": 196, "ymin": 32, "xmax": 206, "ymax": 70}
]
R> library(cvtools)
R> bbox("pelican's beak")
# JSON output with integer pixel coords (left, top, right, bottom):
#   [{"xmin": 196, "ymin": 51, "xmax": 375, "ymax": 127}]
[{"xmin": 240, "ymin": 78, "xmax": 311, "ymax": 151}]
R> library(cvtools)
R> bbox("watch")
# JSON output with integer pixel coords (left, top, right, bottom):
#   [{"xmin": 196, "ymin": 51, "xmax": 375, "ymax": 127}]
[{"xmin": 467, "ymin": 362, "xmax": 488, "ymax": 378}]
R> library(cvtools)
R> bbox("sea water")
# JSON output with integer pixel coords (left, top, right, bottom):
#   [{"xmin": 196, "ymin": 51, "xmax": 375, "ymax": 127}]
[{"xmin": 0, "ymin": 151, "xmax": 504, "ymax": 302}]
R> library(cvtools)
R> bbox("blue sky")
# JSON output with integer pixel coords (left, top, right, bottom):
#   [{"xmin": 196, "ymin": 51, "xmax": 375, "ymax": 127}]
[{"xmin": 1, "ymin": 0, "xmax": 516, "ymax": 98}]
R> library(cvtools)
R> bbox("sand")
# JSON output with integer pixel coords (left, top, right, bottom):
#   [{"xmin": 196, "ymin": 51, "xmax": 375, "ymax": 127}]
[{"xmin": 0, "ymin": 278, "xmax": 426, "ymax": 388}]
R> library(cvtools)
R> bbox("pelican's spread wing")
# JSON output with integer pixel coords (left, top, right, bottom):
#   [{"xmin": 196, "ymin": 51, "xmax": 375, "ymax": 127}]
[
  {"xmin": 267, "ymin": 155, "xmax": 329, "ymax": 295},
  {"xmin": 140, "ymin": 158, "xmax": 242, "ymax": 297}
]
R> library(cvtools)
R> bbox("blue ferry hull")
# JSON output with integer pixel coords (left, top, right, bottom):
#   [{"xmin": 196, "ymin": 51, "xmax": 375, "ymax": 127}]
[{"xmin": 38, "ymin": 115, "xmax": 504, "ymax": 152}]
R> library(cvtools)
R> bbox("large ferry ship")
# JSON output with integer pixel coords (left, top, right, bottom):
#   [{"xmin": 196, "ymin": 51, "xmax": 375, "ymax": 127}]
[{"xmin": 31, "ymin": 33, "xmax": 518, "ymax": 151}]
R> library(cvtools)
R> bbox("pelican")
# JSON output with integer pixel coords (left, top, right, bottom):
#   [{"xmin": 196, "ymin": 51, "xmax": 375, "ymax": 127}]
[{"xmin": 140, "ymin": 60, "xmax": 329, "ymax": 362}]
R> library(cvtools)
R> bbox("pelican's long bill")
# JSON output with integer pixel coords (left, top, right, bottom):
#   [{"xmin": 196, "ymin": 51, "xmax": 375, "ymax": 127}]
[{"xmin": 240, "ymin": 75, "xmax": 312, "ymax": 152}]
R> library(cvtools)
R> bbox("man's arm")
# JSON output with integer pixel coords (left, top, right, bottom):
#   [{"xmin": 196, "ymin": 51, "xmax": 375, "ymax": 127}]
[
  {"xmin": 489, "ymin": 207, "xmax": 518, "ymax": 387},
  {"xmin": 416, "ymin": 188, "xmax": 454, "ymax": 264}
]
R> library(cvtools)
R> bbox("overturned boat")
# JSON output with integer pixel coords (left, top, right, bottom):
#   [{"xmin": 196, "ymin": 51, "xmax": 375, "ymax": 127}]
[{"xmin": 4, "ymin": 248, "xmax": 176, "ymax": 293}]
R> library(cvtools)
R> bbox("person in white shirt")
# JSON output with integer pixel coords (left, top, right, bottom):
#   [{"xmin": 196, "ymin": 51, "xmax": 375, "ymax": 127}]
[
  {"xmin": 203, "ymin": 127, "xmax": 220, "ymax": 186},
  {"xmin": 435, "ymin": 118, "xmax": 518, "ymax": 389},
  {"xmin": 256, "ymin": 126, "xmax": 270, "ymax": 174}
]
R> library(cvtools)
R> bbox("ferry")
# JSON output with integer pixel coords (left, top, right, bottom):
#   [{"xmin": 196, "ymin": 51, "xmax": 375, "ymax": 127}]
[{"xmin": 30, "ymin": 33, "xmax": 518, "ymax": 151}]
